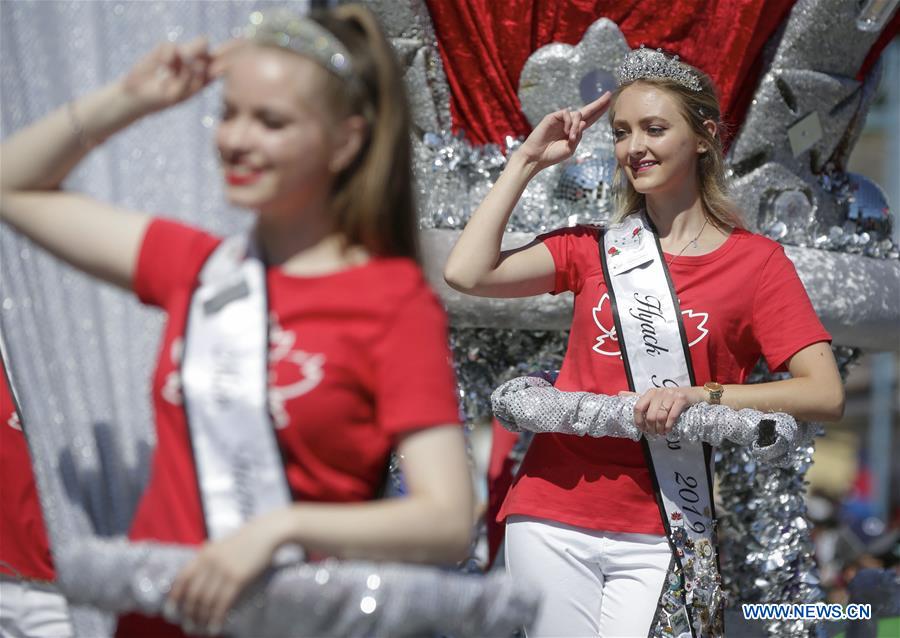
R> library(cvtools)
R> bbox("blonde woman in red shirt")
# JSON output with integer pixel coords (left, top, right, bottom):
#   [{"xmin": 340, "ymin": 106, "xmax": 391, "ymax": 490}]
[{"xmin": 446, "ymin": 49, "xmax": 843, "ymax": 637}]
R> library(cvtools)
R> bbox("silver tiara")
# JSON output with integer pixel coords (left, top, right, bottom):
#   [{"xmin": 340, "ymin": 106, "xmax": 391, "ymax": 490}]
[
  {"xmin": 614, "ymin": 45, "xmax": 702, "ymax": 92},
  {"xmin": 243, "ymin": 9, "xmax": 355, "ymax": 82}
]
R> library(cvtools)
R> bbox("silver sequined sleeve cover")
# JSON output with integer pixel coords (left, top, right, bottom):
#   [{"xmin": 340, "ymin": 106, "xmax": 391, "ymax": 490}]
[{"xmin": 491, "ymin": 376, "xmax": 817, "ymax": 467}]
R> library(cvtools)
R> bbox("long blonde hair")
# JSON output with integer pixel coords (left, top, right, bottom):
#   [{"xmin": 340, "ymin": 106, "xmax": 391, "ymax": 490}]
[
  {"xmin": 608, "ymin": 62, "xmax": 744, "ymax": 230},
  {"xmin": 308, "ymin": 5, "xmax": 419, "ymax": 261}
]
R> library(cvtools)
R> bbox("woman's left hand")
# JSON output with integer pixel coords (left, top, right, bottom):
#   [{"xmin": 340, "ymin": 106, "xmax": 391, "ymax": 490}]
[
  {"xmin": 623, "ymin": 387, "xmax": 705, "ymax": 436},
  {"xmin": 166, "ymin": 513, "xmax": 284, "ymax": 635}
]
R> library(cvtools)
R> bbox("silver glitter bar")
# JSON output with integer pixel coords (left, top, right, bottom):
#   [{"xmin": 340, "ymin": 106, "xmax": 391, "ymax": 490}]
[
  {"xmin": 491, "ymin": 375, "xmax": 816, "ymax": 467},
  {"xmin": 56, "ymin": 538, "xmax": 539, "ymax": 637}
]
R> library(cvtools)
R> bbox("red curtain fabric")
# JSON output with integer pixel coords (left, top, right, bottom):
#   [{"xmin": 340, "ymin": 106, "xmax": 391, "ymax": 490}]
[{"xmin": 424, "ymin": 1, "xmax": 896, "ymax": 147}]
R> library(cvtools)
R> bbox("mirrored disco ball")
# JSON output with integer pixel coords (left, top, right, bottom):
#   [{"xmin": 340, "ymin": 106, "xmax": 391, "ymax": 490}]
[
  {"xmin": 844, "ymin": 172, "xmax": 892, "ymax": 238},
  {"xmin": 763, "ymin": 189, "xmax": 815, "ymax": 245},
  {"xmin": 553, "ymin": 155, "xmax": 616, "ymax": 223},
  {"xmin": 579, "ymin": 68, "xmax": 617, "ymax": 104}
]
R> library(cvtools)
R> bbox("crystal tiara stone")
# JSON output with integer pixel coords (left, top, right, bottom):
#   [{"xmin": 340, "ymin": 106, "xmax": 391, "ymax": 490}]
[{"xmin": 614, "ymin": 45, "xmax": 703, "ymax": 92}]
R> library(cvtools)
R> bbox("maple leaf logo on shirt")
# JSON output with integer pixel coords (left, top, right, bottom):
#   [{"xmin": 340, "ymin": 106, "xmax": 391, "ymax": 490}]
[
  {"xmin": 591, "ymin": 292, "xmax": 709, "ymax": 357},
  {"xmin": 160, "ymin": 316, "xmax": 326, "ymax": 429},
  {"xmin": 6, "ymin": 410, "xmax": 21, "ymax": 432},
  {"xmin": 592, "ymin": 292, "xmax": 620, "ymax": 356},
  {"xmin": 161, "ymin": 337, "xmax": 185, "ymax": 406},
  {"xmin": 268, "ymin": 313, "xmax": 325, "ymax": 430}
]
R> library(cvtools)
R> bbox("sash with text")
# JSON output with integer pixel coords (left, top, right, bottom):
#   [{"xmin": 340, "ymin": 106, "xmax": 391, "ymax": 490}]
[
  {"xmin": 599, "ymin": 214, "xmax": 723, "ymax": 637},
  {"xmin": 181, "ymin": 233, "xmax": 300, "ymax": 564}
]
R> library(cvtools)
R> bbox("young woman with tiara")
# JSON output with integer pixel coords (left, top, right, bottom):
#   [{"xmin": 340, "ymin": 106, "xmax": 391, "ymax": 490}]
[
  {"xmin": 445, "ymin": 48, "xmax": 844, "ymax": 637},
  {"xmin": 0, "ymin": 5, "xmax": 472, "ymax": 637}
]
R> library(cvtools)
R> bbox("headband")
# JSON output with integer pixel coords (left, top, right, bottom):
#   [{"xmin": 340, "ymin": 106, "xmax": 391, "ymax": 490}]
[{"xmin": 243, "ymin": 9, "xmax": 355, "ymax": 83}]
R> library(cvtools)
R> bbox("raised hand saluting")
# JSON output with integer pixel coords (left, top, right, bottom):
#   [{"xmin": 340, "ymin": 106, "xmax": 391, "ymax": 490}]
[
  {"xmin": 443, "ymin": 91, "xmax": 613, "ymax": 299},
  {"xmin": 516, "ymin": 92, "xmax": 612, "ymax": 172},
  {"xmin": 121, "ymin": 36, "xmax": 220, "ymax": 115}
]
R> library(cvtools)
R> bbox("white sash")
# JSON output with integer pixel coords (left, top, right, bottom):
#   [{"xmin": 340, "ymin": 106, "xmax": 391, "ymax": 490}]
[
  {"xmin": 181, "ymin": 233, "xmax": 294, "ymax": 542},
  {"xmin": 600, "ymin": 214, "xmax": 722, "ymax": 638}
]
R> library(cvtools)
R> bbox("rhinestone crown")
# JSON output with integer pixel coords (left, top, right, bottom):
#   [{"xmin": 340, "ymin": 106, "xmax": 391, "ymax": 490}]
[{"xmin": 615, "ymin": 45, "xmax": 703, "ymax": 92}]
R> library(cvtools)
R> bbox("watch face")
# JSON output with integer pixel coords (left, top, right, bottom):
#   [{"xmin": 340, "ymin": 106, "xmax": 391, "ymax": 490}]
[{"xmin": 705, "ymin": 382, "xmax": 724, "ymax": 393}]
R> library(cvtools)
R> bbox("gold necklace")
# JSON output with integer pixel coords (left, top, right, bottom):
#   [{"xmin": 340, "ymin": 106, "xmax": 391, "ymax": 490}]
[{"xmin": 666, "ymin": 217, "xmax": 709, "ymax": 267}]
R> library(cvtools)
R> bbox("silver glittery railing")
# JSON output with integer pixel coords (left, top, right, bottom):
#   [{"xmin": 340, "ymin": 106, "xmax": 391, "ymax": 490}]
[
  {"xmin": 56, "ymin": 538, "xmax": 539, "ymax": 637},
  {"xmin": 418, "ymin": 230, "xmax": 900, "ymax": 352},
  {"xmin": 491, "ymin": 376, "xmax": 818, "ymax": 468}
]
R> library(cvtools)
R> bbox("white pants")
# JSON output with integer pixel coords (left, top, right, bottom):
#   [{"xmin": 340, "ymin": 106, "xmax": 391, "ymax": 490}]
[
  {"xmin": 505, "ymin": 515, "xmax": 671, "ymax": 638},
  {"xmin": 0, "ymin": 577, "xmax": 73, "ymax": 638}
]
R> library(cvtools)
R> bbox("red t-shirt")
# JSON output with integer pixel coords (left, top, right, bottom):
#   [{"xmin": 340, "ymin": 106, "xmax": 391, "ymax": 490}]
[
  {"xmin": 128, "ymin": 218, "xmax": 461, "ymax": 545},
  {"xmin": 499, "ymin": 225, "xmax": 831, "ymax": 535},
  {"xmin": 0, "ymin": 363, "xmax": 55, "ymax": 581},
  {"xmin": 118, "ymin": 219, "xmax": 461, "ymax": 637}
]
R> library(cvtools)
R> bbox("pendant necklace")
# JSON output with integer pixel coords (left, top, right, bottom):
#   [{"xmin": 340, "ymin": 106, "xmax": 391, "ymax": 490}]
[{"xmin": 666, "ymin": 217, "xmax": 709, "ymax": 267}]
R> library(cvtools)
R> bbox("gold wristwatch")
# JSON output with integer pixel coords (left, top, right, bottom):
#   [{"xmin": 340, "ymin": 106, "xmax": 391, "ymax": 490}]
[{"xmin": 704, "ymin": 381, "xmax": 724, "ymax": 404}]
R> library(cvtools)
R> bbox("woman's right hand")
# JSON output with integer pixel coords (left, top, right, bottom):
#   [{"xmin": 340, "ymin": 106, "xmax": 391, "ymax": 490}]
[
  {"xmin": 515, "ymin": 92, "xmax": 612, "ymax": 172},
  {"xmin": 120, "ymin": 36, "xmax": 218, "ymax": 116}
]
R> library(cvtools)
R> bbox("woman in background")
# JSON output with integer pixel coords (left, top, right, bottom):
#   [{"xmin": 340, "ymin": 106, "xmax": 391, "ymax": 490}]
[
  {"xmin": 0, "ymin": 353, "xmax": 72, "ymax": 637},
  {"xmin": 1, "ymin": 5, "xmax": 472, "ymax": 637}
]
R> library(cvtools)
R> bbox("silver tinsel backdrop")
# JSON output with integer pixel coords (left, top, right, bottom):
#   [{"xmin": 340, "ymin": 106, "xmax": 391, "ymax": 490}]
[{"xmin": 1, "ymin": 0, "xmax": 899, "ymax": 637}]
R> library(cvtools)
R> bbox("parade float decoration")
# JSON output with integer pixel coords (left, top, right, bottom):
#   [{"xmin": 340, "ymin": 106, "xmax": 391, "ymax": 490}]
[{"xmin": 1, "ymin": 0, "xmax": 898, "ymax": 636}]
